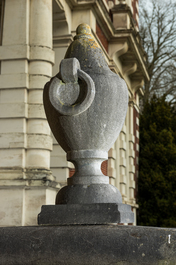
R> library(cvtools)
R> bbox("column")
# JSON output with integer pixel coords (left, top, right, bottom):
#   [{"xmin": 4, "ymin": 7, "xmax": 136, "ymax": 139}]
[
  {"xmin": 27, "ymin": 0, "xmax": 54, "ymax": 177},
  {"xmin": 51, "ymin": 0, "xmax": 73, "ymax": 185},
  {"xmin": 0, "ymin": 0, "xmax": 57, "ymax": 226},
  {"xmin": 24, "ymin": 0, "xmax": 57, "ymax": 225}
]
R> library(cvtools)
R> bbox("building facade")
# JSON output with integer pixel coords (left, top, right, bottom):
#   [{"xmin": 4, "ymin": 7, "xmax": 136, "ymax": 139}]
[{"xmin": 0, "ymin": 0, "xmax": 149, "ymax": 226}]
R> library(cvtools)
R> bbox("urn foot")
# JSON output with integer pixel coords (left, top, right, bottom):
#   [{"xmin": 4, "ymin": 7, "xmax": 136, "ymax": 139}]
[
  {"xmin": 55, "ymin": 183, "xmax": 123, "ymax": 204},
  {"xmin": 38, "ymin": 148, "xmax": 134, "ymax": 224}
]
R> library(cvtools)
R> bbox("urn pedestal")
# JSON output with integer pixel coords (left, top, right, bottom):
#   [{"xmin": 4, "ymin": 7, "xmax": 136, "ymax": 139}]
[{"xmin": 38, "ymin": 24, "xmax": 134, "ymax": 225}]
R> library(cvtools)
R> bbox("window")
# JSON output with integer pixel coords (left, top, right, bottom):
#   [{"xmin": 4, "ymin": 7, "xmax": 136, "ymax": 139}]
[{"xmin": 0, "ymin": 0, "xmax": 5, "ymax": 45}]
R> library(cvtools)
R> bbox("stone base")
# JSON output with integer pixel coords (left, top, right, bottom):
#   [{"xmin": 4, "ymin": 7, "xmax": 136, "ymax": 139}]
[{"xmin": 38, "ymin": 203, "xmax": 134, "ymax": 225}]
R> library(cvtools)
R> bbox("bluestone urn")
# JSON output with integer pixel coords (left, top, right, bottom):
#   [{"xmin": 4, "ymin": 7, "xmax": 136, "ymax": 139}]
[{"xmin": 43, "ymin": 24, "xmax": 130, "ymax": 207}]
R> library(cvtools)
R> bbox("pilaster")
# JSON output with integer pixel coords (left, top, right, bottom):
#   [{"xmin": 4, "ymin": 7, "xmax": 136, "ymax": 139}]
[
  {"xmin": 0, "ymin": 0, "xmax": 29, "ymax": 183},
  {"xmin": 108, "ymin": 145, "xmax": 116, "ymax": 186},
  {"xmin": 119, "ymin": 123, "xmax": 127, "ymax": 203},
  {"xmin": 128, "ymin": 100, "xmax": 136, "ymax": 204}
]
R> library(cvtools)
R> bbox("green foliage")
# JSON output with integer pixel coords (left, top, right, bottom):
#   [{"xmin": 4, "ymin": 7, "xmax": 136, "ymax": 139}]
[{"xmin": 138, "ymin": 95, "xmax": 176, "ymax": 227}]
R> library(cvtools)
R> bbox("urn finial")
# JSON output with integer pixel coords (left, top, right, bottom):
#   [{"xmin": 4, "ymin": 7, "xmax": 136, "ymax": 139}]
[
  {"xmin": 38, "ymin": 23, "xmax": 134, "ymax": 225},
  {"xmin": 75, "ymin": 23, "xmax": 92, "ymax": 37}
]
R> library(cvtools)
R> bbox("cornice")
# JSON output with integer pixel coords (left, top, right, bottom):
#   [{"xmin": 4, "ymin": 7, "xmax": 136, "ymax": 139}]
[{"xmin": 55, "ymin": 0, "xmax": 149, "ymax": 96}]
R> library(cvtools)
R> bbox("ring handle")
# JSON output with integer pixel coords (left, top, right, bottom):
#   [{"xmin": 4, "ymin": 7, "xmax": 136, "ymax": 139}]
[{"xmin": 49, "ymin": 58, "xmax": 95, "ymax": 116}]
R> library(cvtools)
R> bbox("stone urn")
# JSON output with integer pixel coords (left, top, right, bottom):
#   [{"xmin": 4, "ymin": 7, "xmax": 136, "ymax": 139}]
[{"xmin": 38, "ymin": 24, "xmax": 134, "ymax": 225}]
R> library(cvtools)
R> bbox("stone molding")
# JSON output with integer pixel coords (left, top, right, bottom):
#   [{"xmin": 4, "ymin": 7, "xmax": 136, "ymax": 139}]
[{"xmin": 1, "ymin": 225, "xmax": 176, "ymax": 265}]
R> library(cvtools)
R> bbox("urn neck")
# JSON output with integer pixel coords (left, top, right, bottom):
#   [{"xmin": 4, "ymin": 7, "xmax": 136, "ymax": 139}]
[{"xmin": 67, "ymin": 150, "xmax": 109, "ymax": 185}]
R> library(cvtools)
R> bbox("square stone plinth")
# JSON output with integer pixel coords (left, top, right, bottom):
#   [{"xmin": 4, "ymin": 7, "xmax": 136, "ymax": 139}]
[{"xmin": 38, "ymin": 203, "xmax": 134, "ymax": 225}]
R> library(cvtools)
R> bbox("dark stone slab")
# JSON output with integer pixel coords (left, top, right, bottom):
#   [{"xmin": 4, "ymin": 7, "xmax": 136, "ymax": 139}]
[
  {"xmin": 38, "ymin": 203, "xmax": 134, "ymax": 225},
  {"xmin": 0, "ymin": 225, "xmax": 176, "ymax": 265}
]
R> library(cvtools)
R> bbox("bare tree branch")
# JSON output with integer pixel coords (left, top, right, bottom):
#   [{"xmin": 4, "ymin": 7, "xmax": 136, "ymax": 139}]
[{"xmin": 139, "ymin": 0, "xmax": 176, "ymax": 104}]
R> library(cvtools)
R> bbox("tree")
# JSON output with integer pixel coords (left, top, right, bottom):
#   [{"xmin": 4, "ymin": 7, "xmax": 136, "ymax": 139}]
[
  {"xmin": 139, "ymin": 0, "xmax": 176, "ymax": 104},
  {"xmin": 138, "ymin": 95, "xmax": 176, "ymax": 227}
]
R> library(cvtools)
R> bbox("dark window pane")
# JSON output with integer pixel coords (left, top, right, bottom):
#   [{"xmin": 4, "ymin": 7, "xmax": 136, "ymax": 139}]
[{"xmin": 0, "ymin": 0, "xmax": 5, "ymax": 45}]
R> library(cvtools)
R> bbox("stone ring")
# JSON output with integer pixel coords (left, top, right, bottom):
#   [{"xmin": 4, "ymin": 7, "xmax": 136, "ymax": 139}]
[{"xmin": 49, "ymin": 58, "xmax": 95, "ymax": 116}]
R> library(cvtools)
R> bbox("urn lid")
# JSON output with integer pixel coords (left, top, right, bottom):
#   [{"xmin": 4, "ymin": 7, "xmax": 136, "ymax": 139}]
[{"xmin": 65, "ymin": 24, "xmax": 109, "ymax": 74}]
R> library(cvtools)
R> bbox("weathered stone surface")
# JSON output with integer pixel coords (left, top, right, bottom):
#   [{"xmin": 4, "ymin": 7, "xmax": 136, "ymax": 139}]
[
  {"xmin": 0, "ymin": 225, "xmax": 176, "ymax": 265},
  {"xmin": 44, "ymin": 24, "xmax": 128, "ymax": 154},
  {"xmin": 42, "ymin": 23, "xmax": 133, "ymax": 224}
]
